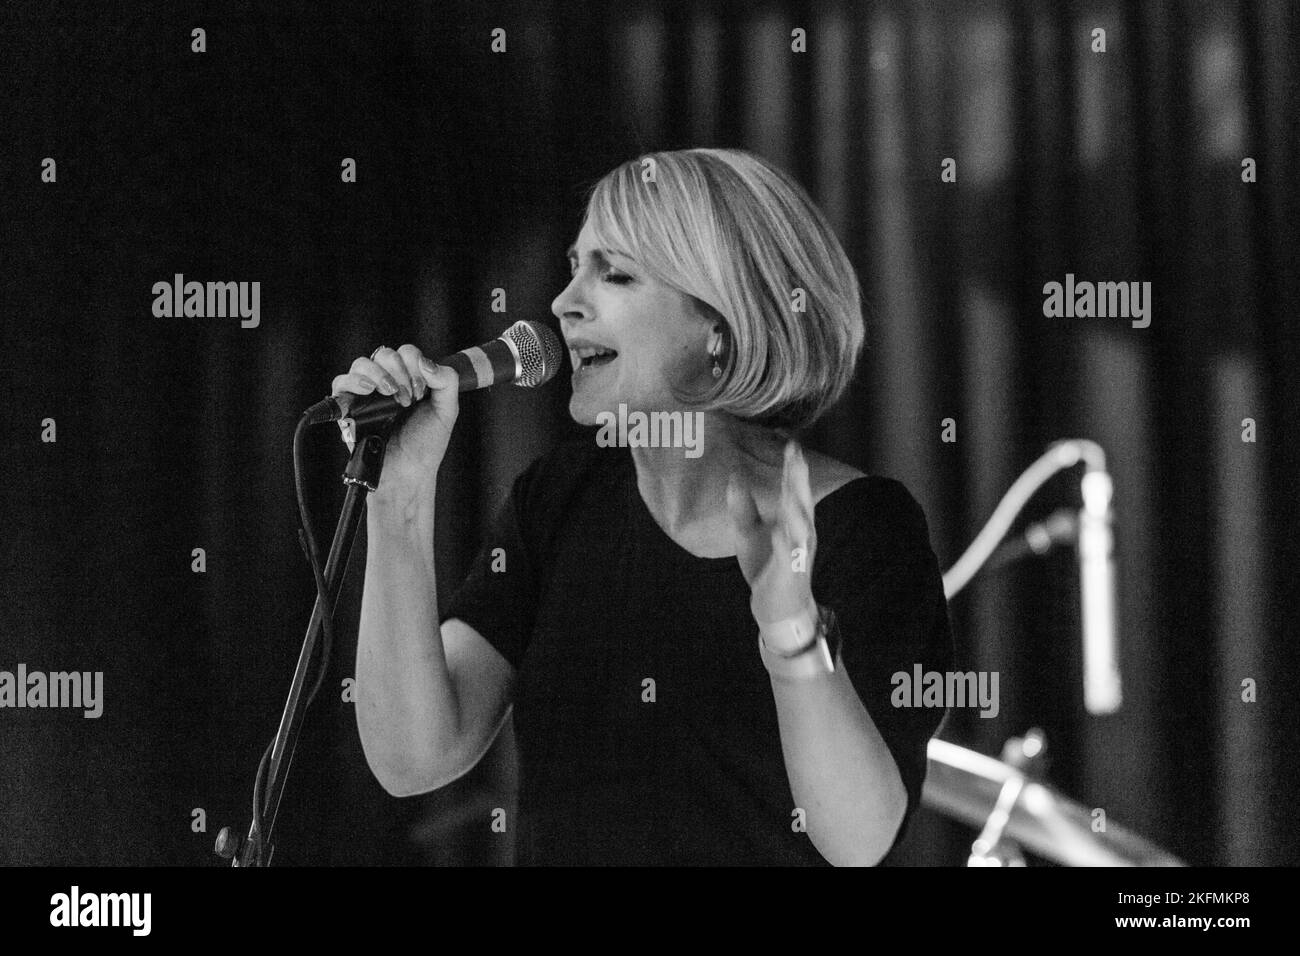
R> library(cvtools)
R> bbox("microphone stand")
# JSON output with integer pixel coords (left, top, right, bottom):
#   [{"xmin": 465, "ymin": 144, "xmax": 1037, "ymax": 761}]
[
  {"xmin": 214, "ymin": 423, "xmax": 390, "ymax": 867},
  {"xmin": 965, "ymin": 729, "xmax": 1046, "ymax": 867}
]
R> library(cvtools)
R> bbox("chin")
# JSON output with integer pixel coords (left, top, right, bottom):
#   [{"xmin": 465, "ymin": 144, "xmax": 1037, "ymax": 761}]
[
  {"xmin": 568, "ymin": 393, "xmax": 604, "ymax": 427},
  {"xmin": 569, "ymin": 388, "xmax": 644, "ymax": 428}
]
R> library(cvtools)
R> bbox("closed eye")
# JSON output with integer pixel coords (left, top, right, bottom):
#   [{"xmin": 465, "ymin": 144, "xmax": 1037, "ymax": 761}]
[
  {"xmin": 566, "ymin": 245, "xmax": 636, "ymax": 284},
  {"xmin": 566, "ymin": 262, "xmax": 633, "ymax": 285}
]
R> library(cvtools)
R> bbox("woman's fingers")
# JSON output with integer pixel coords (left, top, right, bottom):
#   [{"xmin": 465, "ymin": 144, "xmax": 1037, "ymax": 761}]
[
  {"xmin": 780, "ymin": 440, "xmax": 814, "ymax": 537},
  {"xmin": 330, "ymin": 372, "xmax": 378, "ymax": 398},
  {"xmin": 417, "ymin": 356, "xmax": 461, "ymax": 420},
  {"xmin": 735, "ymin": 442, "xmax": 813, "ymax": 574},
  {"xmin": 780, "ymin": 441, "xmax": 811, "ymax": 504},
  {"xmin": 328, "ymin": 344, "xmax": 462, "ymax": 459},
  {"xmin": 369, "ymin": 347, "xmax": 414, "ymax": 406},
  {"xmin": 397, "ymin": 344, "xmax": 427, "ymax": 401},
  {"xmin": 348, "ymin": 355, "xmax": 402, "ymax": 399},
  {"xmin": 736, "ymin": 441, "xmax": 812, "ymax": 532},
  {"xmin": 337, "ymin": 345, "xmax": 439, "ymax": 406},
  {"xmin": 726, "ymin": 474, "xmax": 761, "ymax": 531}
]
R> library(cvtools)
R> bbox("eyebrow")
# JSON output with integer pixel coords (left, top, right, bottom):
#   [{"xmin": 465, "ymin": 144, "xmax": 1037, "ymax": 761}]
[{"xmin": 565, "ymin": 245, "xmax": 635, "ymax": 264}]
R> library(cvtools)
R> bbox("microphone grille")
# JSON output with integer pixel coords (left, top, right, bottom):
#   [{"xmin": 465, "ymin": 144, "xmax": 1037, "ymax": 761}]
[{"xmin": 504, "ymin": 320, "xmax": 563, "ymax": 387}]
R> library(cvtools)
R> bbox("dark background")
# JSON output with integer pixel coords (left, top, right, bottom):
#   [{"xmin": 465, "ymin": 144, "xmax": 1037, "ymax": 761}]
[{"xmin": 1, "ymin": 0, "xmax": 1296, "ymax": 866}]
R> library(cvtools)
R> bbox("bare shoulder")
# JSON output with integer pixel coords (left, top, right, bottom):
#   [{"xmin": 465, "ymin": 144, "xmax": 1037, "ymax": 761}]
[{"xmin": 802, "ymin": 448, "xmax": 867, "ymax": 507}]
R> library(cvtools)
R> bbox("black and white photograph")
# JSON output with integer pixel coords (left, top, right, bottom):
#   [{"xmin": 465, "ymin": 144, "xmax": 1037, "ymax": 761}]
[{"xmin": 1, "ymin": 0, "xmax": 1296, "ymax": 933}]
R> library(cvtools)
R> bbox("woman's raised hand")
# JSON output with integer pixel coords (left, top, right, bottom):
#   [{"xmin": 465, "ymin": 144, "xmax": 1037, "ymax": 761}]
[{"xmin": 726, "ymin": 440, "xmax": 819, "ymax": 634}]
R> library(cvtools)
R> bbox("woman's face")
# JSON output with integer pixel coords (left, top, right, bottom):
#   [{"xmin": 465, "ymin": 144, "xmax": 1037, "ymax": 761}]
[{"xmin": 552, "ymin": 218, "xmax": 716, "ymax": 426}]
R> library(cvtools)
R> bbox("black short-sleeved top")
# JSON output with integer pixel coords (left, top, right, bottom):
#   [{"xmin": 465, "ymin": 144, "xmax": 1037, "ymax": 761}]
[{"xmin": 440, "ymin": 435, "xmax": 953, "ymax": 866}]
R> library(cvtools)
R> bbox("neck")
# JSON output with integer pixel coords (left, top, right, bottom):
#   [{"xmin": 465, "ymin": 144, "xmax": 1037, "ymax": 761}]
[{"xmin": 630, "ymin": 412, "xmax": 786, "ymax": 535}]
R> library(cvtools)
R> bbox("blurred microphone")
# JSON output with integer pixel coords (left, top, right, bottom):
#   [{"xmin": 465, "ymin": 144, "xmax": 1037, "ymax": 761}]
[
  {"xmin": 1078, "ymin": 467, "xmax": 1121, "ymax": 714},
  {"xmin": 986, "ymin": 509, "xmax": 1077, "ymax": 572},
  {"xmin": 304, "ymin": 320, "xmax": 563, "ymax": 427}
]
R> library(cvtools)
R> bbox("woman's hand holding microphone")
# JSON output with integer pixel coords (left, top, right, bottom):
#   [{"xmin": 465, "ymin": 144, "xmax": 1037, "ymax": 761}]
[{"xmin": 330, "ymin": 344, "xmax": 460, "ymax": 515}]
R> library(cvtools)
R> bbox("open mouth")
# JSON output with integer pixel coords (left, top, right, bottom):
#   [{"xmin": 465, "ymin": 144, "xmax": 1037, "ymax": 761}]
[{"xmin": 574, "ymin": 347, "xmax": 619, "ymax": 370}]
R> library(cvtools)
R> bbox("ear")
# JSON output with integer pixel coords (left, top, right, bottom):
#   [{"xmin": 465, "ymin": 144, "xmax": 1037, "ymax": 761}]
[{"xmin": 690, "ymin": 296, "xmax": 724, "ymax": 335}]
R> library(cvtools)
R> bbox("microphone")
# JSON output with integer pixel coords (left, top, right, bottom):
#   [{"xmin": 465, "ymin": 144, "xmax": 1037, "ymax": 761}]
[
  {"xmin": 303, "ymin": 320, "xmax": 563, "ymax": 427},
  {"xmin": 1077, "ymin": 466, "xmax": 1122, "ymax": 714},
  {"xmin": 985, "ymin": 509, "xmax": 1077, "ymax": 572}
]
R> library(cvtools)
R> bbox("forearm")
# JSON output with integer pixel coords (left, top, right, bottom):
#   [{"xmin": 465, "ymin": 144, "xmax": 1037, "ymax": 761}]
[
  {"xmin": 355, "ymin": 491, "xmax": 464, "ymax": 795},
  {"xmin": 770, "ymin": 662, "xmax": 908, "ymax": 866}
]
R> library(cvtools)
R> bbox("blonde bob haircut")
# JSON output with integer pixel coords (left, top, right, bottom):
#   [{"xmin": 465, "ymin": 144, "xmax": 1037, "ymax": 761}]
[{"xmin": 583, "ymin": 148, "xmax": 865, "ymax": 433}]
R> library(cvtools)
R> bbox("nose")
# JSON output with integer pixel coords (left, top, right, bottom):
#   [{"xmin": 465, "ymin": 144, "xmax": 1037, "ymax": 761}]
[{"xmin": 551, "ymin": 272, "xmax": 592, "ymax": 327}]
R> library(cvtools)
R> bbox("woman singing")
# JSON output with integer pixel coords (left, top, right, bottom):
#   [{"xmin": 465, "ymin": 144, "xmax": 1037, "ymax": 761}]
[{"xmin": 338, "ymin": 148, "xmax": 953, "ymax": 866}]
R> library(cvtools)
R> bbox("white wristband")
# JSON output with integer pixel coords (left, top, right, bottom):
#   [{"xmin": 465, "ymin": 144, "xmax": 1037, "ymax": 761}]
[
  {"xmin": 757, "ymin": 600, "xmax": 821, "ymax": 655},
  {"xmin": 758, "ymin": 602, "xmax": 839, "ymax": 682}
]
